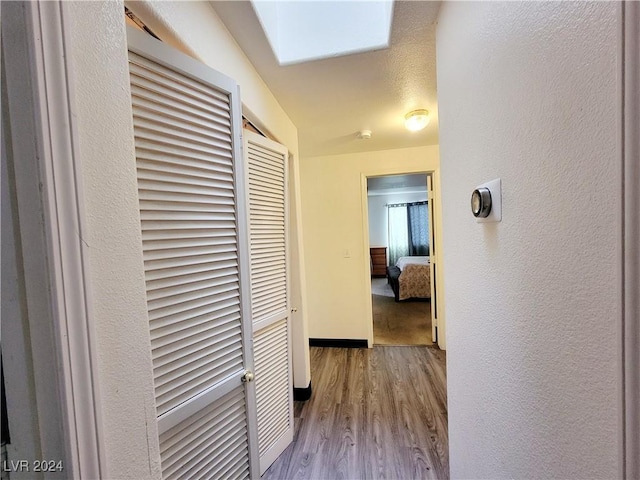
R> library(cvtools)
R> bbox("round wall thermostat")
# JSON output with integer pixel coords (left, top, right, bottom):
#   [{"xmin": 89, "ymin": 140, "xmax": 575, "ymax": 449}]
[{"xmin": 471, "ymin": 187, "xmax": 492, "ymax": 218}]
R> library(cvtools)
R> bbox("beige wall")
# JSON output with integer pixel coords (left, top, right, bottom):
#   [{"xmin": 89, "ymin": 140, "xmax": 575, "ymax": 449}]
[
  {"xmin": 299, "ymin": 146, "xmax": 444, "ymax": 347},
  {"xmin": 437, "ymin": 2, "xmax": 622, "ymax": 477}
]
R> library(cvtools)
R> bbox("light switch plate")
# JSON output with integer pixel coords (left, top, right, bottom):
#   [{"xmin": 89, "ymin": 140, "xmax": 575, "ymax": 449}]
[{"xmin": 475, "ymin": 178, "xmax": 502, "ymax": 223}]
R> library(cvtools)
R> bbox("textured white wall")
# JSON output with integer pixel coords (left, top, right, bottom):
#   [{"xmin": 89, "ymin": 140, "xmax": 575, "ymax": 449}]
[
  {"xmin": 64, "ymin": 2, "xmax": 162, "ymax": 478},
  {"xmin": 437, "ymin": 2, "xmax": 622, "ymax": 478},
  {"xmin": 368, "ymin": 191, "xmax": 428, "ymax": 248}
]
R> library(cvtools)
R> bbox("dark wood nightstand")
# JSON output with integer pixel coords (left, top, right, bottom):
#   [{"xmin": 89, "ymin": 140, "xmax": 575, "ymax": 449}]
[{"xmin": 370, "ymin": 247, "xmax": 387, "ymax": 277}]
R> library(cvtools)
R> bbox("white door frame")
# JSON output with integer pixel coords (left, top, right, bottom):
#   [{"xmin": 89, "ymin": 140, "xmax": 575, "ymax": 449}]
[
  {"xmin": 622, "ymin": 2, "xmax": 639, "ymax": 478},
  {"xmin": 360, "ymin": 168, "xmax": 445, "ymax": 349},
  {"xmin": 426, "ymin": 175, "xmax": 438, "ymax": 343},
  {"xmin": 2, "ymin": 1, "xmax": 104, "ymax": 477}
]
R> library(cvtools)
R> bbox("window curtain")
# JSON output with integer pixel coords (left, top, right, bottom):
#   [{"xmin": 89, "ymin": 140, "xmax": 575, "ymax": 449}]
[
  {"xmin": 388, "ymin": 205, "xmax": 409, "ymax": 266},
  {"xmin": 407, "ymin": 202, "xmax": 429, "ymax": 255},
  {"xmin": 387, "ymin": 201, "xmax": 429, "ymax": 266}
]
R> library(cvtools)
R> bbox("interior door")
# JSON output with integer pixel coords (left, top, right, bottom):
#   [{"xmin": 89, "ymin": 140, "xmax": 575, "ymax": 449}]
[
  {"xmin": 243, "ymin": 131, "xmax": 294, "ymax": 474},
  {"xmin": 127, "ymin": 27, "xmax": 259, "ymax": 479},
  {"xmin": 427, "ymin": 175, "xmax": 438, "ymax": 343}
]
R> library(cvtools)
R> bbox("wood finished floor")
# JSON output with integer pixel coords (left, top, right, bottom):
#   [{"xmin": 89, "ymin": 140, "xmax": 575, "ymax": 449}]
[
  {"xmin": 262, "ymin": 346, "xmax": 449, "ymax": 480},
  {"xmin": 372, "ymin": 294, "xmax": 432, "ymax": 346}
]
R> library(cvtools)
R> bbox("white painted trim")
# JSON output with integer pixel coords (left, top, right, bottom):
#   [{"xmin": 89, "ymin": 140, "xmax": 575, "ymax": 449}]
[
  {"xmin": 623, "ymin": 2, "xmax": 639, "ymax": 478},
  {"xmin": 427, "ymin": 175, "xmax": 437, "ymax": 343},
  {"xmin": 2, "ymin": 1, "xmax": 104, "ymax": 477},
  {"xmin": 37, "ymin": 3, "xmax": 105, "ymax": 476},
  {"xmin": 361, "ymin": 168, "xmax": 445, "ymax": 349},
  {"xmin": 1, "ymin": 33, "xmax": 42, "ymax": 472},
  {"xmin": 287, "ymin": 152, "xmax": 312, "ymax": 389},
  {"xmin": 233, "ymin": 87, "xmax": 262, "ymax": 480},
  {"xmin": 431, "ymin": 169, "xmax": 446, "ymax": 350},
  {"xmin": 360, "ymin": 173, "xmax": 375, "ymax": 348}
]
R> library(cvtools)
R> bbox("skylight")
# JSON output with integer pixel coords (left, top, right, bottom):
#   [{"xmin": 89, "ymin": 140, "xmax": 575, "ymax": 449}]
[{"xmin": 250, "ymin": 1, "xmax": 394, "ymax": 66}]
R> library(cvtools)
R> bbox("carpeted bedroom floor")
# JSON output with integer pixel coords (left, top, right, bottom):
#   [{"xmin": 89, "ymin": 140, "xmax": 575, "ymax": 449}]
[{"xmin": 371, "ymin": 278, "xmax": 433, "ymax": 346}]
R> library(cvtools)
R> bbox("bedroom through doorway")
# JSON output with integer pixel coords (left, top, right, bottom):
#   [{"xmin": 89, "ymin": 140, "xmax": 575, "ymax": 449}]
[{"xmin": 367, "ymin": 174, "xmax": 434, "ymax": 346}]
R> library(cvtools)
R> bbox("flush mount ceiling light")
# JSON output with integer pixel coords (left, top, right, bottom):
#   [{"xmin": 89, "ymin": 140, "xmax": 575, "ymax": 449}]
[
  {"xmin": 404, "ymin": 109, "xmax": 430, "ymax": 132},
  {"xmin": 357, "ymin": 130, "xmax": 372, "ymax": 140}
]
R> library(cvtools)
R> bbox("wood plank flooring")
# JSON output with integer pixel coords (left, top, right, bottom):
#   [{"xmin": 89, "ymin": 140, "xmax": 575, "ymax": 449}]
[{"xmin": 262, "ymin": 346, "xmax": 448, "ymax": 480}]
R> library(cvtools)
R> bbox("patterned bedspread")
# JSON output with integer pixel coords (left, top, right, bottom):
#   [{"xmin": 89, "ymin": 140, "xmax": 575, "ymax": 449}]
[{"xmin": 398, "ymin": 263, "xmax": 431, "ymax": 300}]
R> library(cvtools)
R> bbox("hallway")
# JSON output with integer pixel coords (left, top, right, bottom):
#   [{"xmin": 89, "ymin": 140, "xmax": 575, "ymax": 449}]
[
  {"xmin": 262, "ymin": 346, "xmax": 448, "ymax": 479},
  {"xmin": 371, "ymin": 283, "xmax": 433, "ymax": 346}
]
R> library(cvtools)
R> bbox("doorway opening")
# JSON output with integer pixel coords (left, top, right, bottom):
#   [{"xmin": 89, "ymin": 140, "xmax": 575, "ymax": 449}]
[{"xmin": 366, "ymin": 173, "xmax": 434, "ymax": 346}]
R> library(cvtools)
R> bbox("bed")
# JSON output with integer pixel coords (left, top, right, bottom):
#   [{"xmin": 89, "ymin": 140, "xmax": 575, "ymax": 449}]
[{"xmin": 387, "ymin": 256, "xmax": 431, "ymax": 302}]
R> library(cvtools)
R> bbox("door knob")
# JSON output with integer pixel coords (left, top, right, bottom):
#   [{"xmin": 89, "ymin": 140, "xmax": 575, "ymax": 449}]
[
  {"xmin": 291, "ymin": 307, "xmax": 298, "ymax": 313},
  {"xmin": 241, "ymin": 371, "xmax": 254, "ymax": 383}
]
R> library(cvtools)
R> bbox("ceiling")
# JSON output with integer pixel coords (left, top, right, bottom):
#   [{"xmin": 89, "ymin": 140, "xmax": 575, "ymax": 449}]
[
  {"xmin": 367, "ymin": 173, "xmax": 428, "ymax": 195},
  {"xmin": 210, "ymin": 1, "xmax": 440, "ymax": 158}
]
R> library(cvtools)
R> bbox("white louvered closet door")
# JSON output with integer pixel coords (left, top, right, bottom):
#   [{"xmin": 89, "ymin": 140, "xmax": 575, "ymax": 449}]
[
  {"xmin": 126, "ymin": 27, "xmax": 259, "ymax": 480},
  {"xmin": 243, "ymin": 131, "xmax": 293, "ymax": 474}
]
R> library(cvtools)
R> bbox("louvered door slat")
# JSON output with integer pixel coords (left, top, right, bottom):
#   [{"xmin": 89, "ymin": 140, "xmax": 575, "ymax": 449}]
[
  {"xmin": 130, "ymin": 73, "xmax": 230, "ymax": 118},
  {"xmin": 248, "ymin": 163, "xmax": 285, "ymax": 180},
  {"xmin": 147, "ymin": 289, "xmax": 239, "ymax": 323},
  {"xmin": 251, "ymin": 275, "xmax": 285, "ymax": 291},
  {"xmin": 144, "ymin": 261, "xmax": 238, "ymax": 286},
  {"xmin": 147, "ymin": 273, "xmax": 239, "ymax": 300},
  {"xmin": 134, "ymin": 118, "xmax": 233, "ymax": 152},
  {"xmin": 146, "ymin": 266, "xmax": 238, "ymax": 291},
  {"xmin": 251, "ymin": 262, "xmax": 286, "ymax": 275},
  {"xmin": 134, "ymin": 108, "xmax": 232, "ymax": 145},
  {"xmin": 136, "ymin": 149, "xmax": 234, "ymax": 175},
  {"xmin": 143, "ymin": 228, "xmax": 236, "ymax": 241},
  {"xmin": 128, "ymin": 53, "xmax": 230, "ymax": 99},
  {"xmin": 151, "ymin": 308, "xmax": 240, "ymax": 348},
  {"xmin": 129, "ymin": 76, "xmax": 231, "ymax": 126},
  {"xmin": 249, "ymin": 172, "xmax": 285, "ymax": 188},
  {"xmin": 137, "ymin": 168, "xmax": 235, "ymax": 191},
  {"xmin": 138, "ymin": 157, "xmax": 234, "ymax": 182},
  {"xmin": 249, "ymin": 171, "xmax": 285, "ymax": 188},
  {"xmin": 132, "ymin": 98, "xmax": 231, "ymax": 141},
  {"xmin": 129, "ymin": 52, "xmax": 229, "ymax": 112},
  {"xmin": 136, "ymin": 141, "xmax": 233, "ymax": 167},
  {"xmin": 154, "ymin": 319, "xmax": 239, "ymax": 364},
  {"xmin": 129, "ymin": 26, "xmax": 257, "ymax": 480},
  {"xmin": 159, "ymin": 387, "xmax": 249, "ymax": 480},
  {"xmin": 130, "ymin": 88, "xmax": 231, "ymax": 133},
  {"xmin": 143, "ymin": 252, "xmax": 238, "ymax": 273},
  {"xmin": 143, "ymin": 236, "xmax": 237, "ymax": 252},
  {"xmin": 134, "ymin": 131, "xmax": 233, "ymax": 161},
  {"xmin": 254, "ymin": 320, "xmax": 291, "ymax": 460},
  {"xmin": 247, "ymin": 149, "xmax": 286, "ymax": 170}
]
